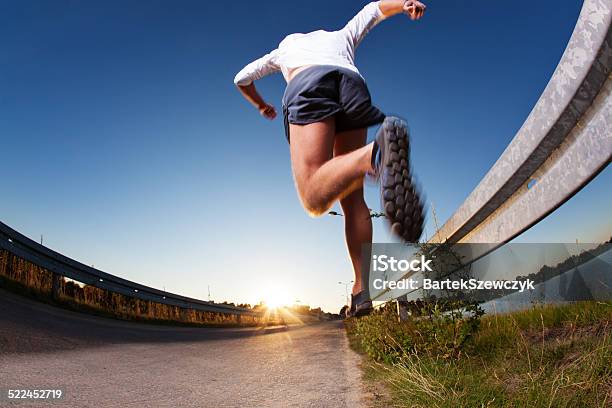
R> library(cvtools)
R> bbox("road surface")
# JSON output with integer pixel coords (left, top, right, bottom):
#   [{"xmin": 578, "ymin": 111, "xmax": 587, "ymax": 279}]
[{"xmin": 0, "ymin": 289, "xmax": 366, "ymax": 407}]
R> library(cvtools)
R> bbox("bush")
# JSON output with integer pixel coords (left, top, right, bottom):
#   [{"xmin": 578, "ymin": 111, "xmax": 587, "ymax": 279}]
[{"xmin": 347, "ymin": 300, "xmax": 484, "ymax": 363}]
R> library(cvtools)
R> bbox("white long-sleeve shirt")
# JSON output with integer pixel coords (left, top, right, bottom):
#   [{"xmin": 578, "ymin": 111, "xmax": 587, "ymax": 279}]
[{"xmin": 234, "ymin": 1, "xmax": 386, "ymax": 86}]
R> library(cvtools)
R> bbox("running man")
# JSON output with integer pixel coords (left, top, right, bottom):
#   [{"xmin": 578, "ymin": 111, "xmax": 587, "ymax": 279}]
[{"xmin": 234, "ymin": 1, "xmax": 426, "ymax": 316}]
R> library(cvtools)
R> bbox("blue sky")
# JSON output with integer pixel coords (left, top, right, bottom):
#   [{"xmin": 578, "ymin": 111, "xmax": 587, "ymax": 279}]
[{"xmin": 1, "ymin": 0, "xmax": 609, "ymax": 312}]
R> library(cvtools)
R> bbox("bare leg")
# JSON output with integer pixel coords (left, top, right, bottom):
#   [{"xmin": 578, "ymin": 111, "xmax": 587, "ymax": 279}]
[
  {"xmin": 289, "ymin": 118, "xmax": 374, "ymax": 216},
  {"xmin": 334, "ymin": 128, "xmax": 372, "ymax": 295}
]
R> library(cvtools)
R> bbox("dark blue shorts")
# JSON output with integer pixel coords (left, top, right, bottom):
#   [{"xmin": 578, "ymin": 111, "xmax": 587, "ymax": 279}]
[{"xmin": 282, "ymin": 65, "xmax": 386, "ymax": 143}]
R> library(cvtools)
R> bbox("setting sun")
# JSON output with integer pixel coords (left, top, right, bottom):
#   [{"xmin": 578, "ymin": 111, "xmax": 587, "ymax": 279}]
[{"xmin": 259, "ymin": 283, "xmax": 293, "ymax": 309}]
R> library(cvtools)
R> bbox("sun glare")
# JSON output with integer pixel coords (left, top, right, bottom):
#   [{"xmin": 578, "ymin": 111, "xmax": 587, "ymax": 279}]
[{"xmin": 260, "ymin": 284, "xmax": 293, "ymax": 309}]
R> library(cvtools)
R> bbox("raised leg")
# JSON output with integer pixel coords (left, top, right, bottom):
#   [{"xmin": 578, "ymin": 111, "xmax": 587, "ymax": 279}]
[{"xmin": 288, "ymin": 118, "xmax": 374, "ymax": 216}]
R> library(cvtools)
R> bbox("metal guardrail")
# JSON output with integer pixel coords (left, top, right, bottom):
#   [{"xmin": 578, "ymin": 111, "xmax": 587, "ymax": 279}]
[
  {"xmin": 373, "ymin": 0, "xmax": 611, "ymax": 301},
  {"xmin": 0, "ymin": 221, "xmax": 259, "ymax": 317},
  {"xmin": 430, "ymin": 0, "xmax": 611, "ymax": 246}
]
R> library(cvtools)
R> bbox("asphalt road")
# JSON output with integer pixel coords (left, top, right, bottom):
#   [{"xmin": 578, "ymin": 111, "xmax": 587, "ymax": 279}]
[{"xmin": 0, "ymin": 289, "xmax": 366, "ymax": 407}]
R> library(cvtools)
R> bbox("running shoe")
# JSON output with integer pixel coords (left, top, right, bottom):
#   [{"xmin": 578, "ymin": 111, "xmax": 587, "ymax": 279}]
[
  {"xmin": 349, "ymin": 291, "xmax": 373, "ymax": 317},
  {"xmin": 372, "ymin": 117, "xmax": 425, "ymax": 243}
]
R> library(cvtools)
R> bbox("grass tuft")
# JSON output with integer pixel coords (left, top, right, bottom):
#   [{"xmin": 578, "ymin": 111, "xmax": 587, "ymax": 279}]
[{"xmin": 347, "ymin": 301, "xmax": 612, "ymax": 407}]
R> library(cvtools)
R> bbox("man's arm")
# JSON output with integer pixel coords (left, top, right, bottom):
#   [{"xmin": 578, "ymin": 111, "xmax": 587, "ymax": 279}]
[
  {"xmin": 236, "ymin": 83, "xmax": 277, "ymax": 120},
  {"xmin": 343, "ymin": 1, "xmax": 427, "ymax": 48},
  {"xmin": 379, "ymin": 0, "xmax": 426, "ymax": 20},
  {"xmin": 234, "ymin": 50, "xmax": 280, "ymax": 120}
]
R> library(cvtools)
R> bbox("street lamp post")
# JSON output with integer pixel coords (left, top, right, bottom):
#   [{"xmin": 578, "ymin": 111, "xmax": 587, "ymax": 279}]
[{"xmin": 338, "ymin": 280, "xmax": 354, "ymax": 306}]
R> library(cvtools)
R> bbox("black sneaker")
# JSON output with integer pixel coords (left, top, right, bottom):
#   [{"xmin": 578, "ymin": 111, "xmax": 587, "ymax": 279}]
[
  {"xmin": 373, "ymin": 117, "xmax": 425, "ymax": 243},
  {"xmin": 349, "ymin": 291, "xmax": 373, "ymax": 317}
]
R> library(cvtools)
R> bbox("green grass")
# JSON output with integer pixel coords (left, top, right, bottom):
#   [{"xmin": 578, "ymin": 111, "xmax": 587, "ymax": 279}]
[{"xmin": 346, "ymin": 302, "xmax": 612, "ymax": 407}]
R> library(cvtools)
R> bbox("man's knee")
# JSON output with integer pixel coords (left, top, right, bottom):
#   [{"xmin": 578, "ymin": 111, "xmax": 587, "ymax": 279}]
[
  {"xmin": 293, "ymin": 171, "xmax": 330, "ymax": 217},
  {"xmin": 301, "ymin": 189, "xmax": 330, "ymax": 217}
]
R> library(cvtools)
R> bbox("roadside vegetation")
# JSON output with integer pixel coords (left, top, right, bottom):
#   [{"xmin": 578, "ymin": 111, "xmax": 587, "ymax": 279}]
[
  {"xmin": 346, "ymin": 301, "xmax": 611, "ymax": 407},
  {"xmin": 0, "ymin": 249, "xmax": 287, "ymax": 327}
]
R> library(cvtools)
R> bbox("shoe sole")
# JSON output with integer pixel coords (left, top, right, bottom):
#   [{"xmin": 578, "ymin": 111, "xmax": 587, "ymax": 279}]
[{"xmin": 377, "ymin": 117, "xmax": 425, "ymax": 243}]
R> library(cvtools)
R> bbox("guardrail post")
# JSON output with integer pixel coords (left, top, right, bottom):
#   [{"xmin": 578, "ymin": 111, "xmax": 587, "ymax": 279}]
[
  {"xmin": 51, "ymin": 272, "xmax": 62, "ymax": 301},
  {"xmin": 396, "ymin": 294, "xmax": 409, "ymax": 321}
]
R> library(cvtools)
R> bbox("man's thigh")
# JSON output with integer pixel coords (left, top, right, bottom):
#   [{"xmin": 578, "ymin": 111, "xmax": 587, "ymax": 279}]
[
  {"xmin": 288, "ymin": 117, "xmax": 336, "ymax": 192},
  {"xmin": 333, "ymin": 127, "xmax": 367, "ymax": 157},
  {"xmin": 334, "ymin": 127, "xmax": 368, "ymax": 205}
]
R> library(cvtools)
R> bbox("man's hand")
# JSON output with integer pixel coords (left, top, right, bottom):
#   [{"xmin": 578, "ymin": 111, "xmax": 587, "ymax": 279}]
[
  {"xmin": 259, "ymin": 103, "xmax": 277, "ymax": 120},
  {"xmin": 403, "ymin": 0, "xmax": 426, "ymax": 20},
  {"xmin": 236, "ymin": 83, "xmax": 277, "ymax": 120}
]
